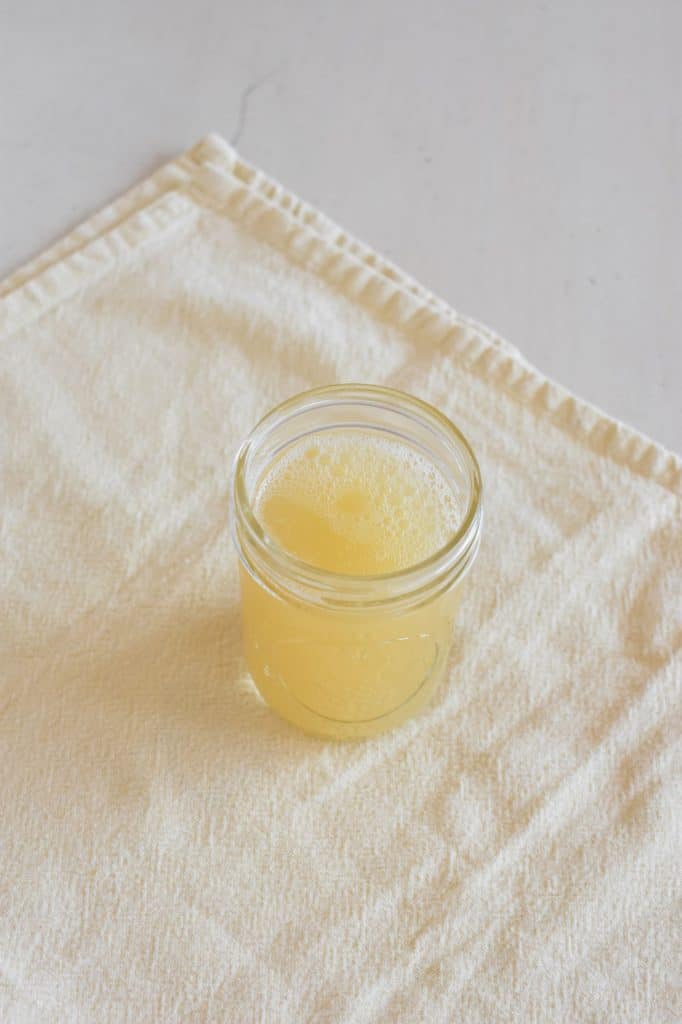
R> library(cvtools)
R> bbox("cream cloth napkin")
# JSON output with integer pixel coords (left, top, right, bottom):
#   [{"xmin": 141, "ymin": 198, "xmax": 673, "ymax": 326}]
[{"xmin": 1, "ymin": 134, "xmax": 680, "ymax": 1023}]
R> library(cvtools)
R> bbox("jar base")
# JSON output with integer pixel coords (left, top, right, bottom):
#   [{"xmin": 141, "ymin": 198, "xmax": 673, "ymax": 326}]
[{"xmin": 248, "ymin": 656, "xmax": 448, "ymax": 740}]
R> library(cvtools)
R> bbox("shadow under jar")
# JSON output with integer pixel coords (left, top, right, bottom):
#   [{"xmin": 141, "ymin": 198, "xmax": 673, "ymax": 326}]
[{"xmin": 232, "ymin": 384, "xmax": 482, "ymax": 740}]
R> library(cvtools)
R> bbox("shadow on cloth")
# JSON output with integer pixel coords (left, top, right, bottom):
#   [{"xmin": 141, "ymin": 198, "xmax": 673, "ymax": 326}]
[{"xmin": 31, "ymin": 601, "xmax": 303, "ymax": 790}]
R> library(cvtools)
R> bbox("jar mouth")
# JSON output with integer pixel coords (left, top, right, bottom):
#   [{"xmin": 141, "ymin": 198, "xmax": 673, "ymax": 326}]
[{"xmin": 232, "ymin": 384, "xmax": 483, "ymax": 609}]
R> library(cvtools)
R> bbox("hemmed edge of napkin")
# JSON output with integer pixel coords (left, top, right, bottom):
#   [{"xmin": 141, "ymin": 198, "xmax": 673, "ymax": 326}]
[{"xmin": 1, "ymin": 132, "xmax": 679, "ymax": 497}]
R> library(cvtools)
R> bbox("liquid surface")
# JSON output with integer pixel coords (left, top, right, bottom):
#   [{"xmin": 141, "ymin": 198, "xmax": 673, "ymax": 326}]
[{"xmin": 255, "ymin": 432, "xmax": 460, "ymax": 575}]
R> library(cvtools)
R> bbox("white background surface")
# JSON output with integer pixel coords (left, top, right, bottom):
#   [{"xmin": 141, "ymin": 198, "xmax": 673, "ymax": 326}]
[{"xmin": 1, "ymin": 0, "xmax": 680, "ymax": 450}]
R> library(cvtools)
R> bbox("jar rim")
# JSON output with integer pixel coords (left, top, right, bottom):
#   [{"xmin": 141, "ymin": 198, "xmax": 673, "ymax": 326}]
[{"xmin": 232, "ymin": 384, "xmax": 483, "ymax": 609}]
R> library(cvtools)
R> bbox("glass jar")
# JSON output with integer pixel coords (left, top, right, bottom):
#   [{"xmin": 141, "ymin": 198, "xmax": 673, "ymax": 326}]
[{"xmin": 232, "ymin": 384, "xmax": 482, "ymax": 739}]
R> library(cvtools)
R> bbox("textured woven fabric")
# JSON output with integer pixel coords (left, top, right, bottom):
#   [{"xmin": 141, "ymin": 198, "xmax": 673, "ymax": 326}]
[{"xmin": 1, "ymin": 135, "xmax": 680, "ymax": 1023}]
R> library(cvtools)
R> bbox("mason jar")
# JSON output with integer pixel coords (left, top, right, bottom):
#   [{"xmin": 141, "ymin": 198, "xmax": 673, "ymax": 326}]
[{"xmin": 232, "ymin": 384, "xmax": 482, "ymax": 739}]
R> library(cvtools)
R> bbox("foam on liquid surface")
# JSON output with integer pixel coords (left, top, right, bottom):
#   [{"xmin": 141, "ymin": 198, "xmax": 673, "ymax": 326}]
[{"xmin": 255, "ymin": 432, "xmax": 461, "ymax": 575}]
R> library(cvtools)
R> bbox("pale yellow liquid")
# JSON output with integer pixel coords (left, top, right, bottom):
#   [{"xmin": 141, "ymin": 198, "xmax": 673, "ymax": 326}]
[{"xmin": 240, "ymin": 433, "xmax": 463, "ymax": 738}]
